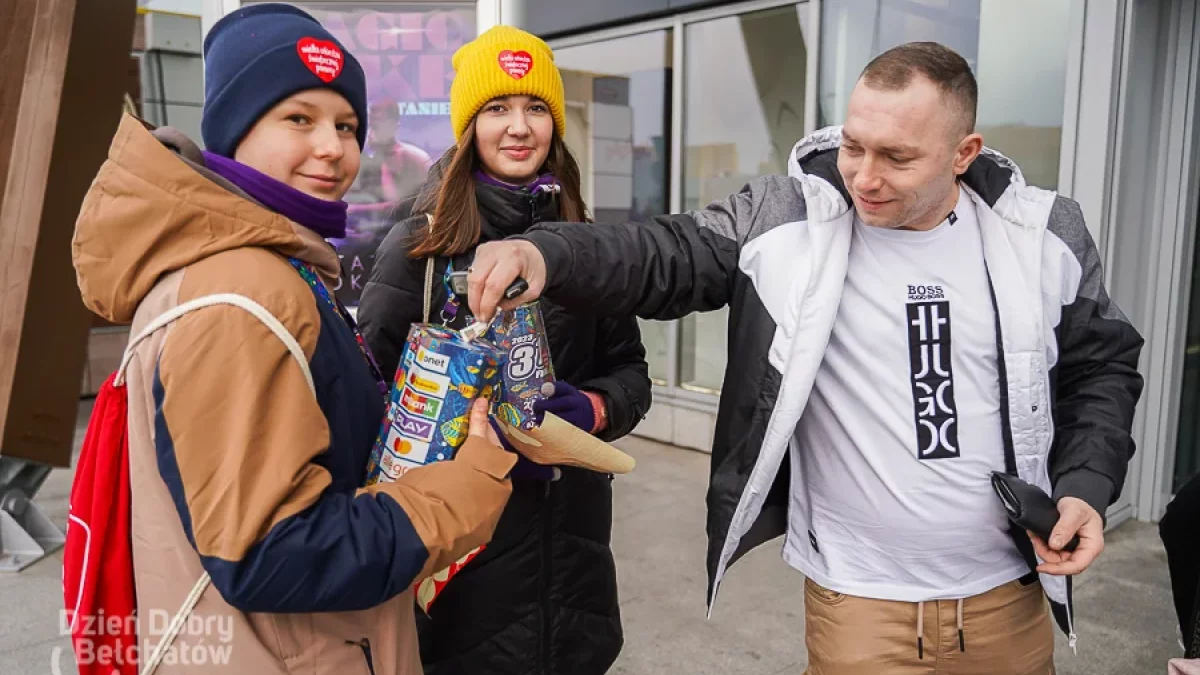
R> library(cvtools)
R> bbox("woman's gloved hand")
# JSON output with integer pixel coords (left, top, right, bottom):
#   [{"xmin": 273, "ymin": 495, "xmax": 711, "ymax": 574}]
[
  {"xmin": 488, "ymin": 417, "xmax": 559, "ymax": 481},
  {"xmin": 485, "ymin": 381, "xmax": 607, "ymax": 481},
  {"xmin": 533, "ymin": 381, "xmax": 607, "ymax": 434}
]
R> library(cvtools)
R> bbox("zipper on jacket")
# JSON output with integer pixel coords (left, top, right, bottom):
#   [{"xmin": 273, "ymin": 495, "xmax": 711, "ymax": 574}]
[
  {"xmin": 540, "ymin": 479, "xmax": 553, "ymax": 675},
  {"xmin": 984, "ymin": 264, "xmax": 1081, "ymax": 648},
  {"xmin": 1066, "ymin": 576, "xmax": 1078, "ymax": 653},
  {"xmin": 349, "ymin": 638, "xmax": 376, "ymax": 675},
  {"xmin": 983, "ymin": 268, "xmax": 1019, "ymax": 476}
]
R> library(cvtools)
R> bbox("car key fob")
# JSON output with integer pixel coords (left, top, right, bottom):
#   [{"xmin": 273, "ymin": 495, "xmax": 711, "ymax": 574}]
[
  {"xmin": 504, "ymin": 278, "xmax": 529, "ymax": 300},
  {"xmin": 447, "ymin": 271, "xmax": 527, "ymax": 301}
]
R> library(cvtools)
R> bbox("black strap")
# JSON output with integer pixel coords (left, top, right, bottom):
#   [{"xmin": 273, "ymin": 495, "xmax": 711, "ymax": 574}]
[{"xmin": 1187, "ymin": 579, "xmax": 1200, "ymax": 658}]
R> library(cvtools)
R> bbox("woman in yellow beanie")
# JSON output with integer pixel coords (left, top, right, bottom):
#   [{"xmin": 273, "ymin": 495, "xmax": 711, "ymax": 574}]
[{"xmin": 358, "ymin": 25, "xmax": 651, "ymax": 675}]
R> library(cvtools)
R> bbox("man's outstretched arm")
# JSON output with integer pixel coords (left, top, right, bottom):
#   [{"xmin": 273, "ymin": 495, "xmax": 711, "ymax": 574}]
[{"xmin": 467, "ymin": 174, "xmax": 806, "ymax": 321}]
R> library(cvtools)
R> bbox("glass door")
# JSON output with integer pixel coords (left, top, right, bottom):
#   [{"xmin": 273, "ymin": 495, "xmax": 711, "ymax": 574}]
[
  {"xmin": 554, "ymin": 30, "xmax": 675, "ymax": 385},
  {"xmin": 679, "ymin": 3, "xmax": 812, "ymax": 395},
  {"xmin": 550, "ymin": 0, "xmax": 813, "ymax": 449}
]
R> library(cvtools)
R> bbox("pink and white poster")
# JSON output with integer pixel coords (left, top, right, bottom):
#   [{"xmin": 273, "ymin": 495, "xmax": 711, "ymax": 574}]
[{"xmin": 302, "ymin": 3, "xmax": 476, "ymax": 306}]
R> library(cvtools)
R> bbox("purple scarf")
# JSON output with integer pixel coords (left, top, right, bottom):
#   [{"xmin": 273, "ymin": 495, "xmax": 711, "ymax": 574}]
[
  {"xmin": 202, "ymin": 151, "xmax": 349, "ymax": 239},
  {"xmin": 474, "ymin": 169, "xmax": 558, "ymax": 193}
]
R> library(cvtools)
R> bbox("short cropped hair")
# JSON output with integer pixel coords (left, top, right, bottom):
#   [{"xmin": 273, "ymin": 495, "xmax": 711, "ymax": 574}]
[{"xmin": 860, "ymin": 42, "xmax": 978, "ymax": 135}]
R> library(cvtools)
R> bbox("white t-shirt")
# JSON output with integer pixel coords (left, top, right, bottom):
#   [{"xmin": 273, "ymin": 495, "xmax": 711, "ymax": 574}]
[{"xmin": 783, "ymin": 187, "xmax": 1029, "ymax": 602}]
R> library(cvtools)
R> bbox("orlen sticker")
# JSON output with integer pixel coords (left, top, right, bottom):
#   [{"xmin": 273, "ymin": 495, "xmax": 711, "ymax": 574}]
[{"xmin": 406, "ymin": 366, "xmax": 451, "ymax": 398}]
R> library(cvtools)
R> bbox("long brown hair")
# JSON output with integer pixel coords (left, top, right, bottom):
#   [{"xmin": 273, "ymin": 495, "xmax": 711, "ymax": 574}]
[{"xmin": 409, "ymin": 118, "xmax": 590, "ymax": 258}]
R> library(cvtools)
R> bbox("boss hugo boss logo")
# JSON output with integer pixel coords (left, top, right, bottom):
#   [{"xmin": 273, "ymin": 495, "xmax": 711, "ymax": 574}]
[
  {"xmin": 906, "ymin": 297, "xmax": 960, "ymax": 460},
  {"xmin": 908, "ymin": 284, "xmax": 946, "ymax": 301}
]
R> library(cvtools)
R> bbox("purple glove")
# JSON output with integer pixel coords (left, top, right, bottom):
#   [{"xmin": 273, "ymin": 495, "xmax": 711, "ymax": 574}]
[
  {"xmin": 533, "ymin": 381, "xmax": 597, "ymax": 433},
  {"xmin": 489, "ymin": 417, "xmax": 557, "ymax": 481}
]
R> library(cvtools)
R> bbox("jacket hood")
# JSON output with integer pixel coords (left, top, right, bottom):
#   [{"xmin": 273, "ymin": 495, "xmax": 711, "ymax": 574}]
[
  {"xmin": 786, "ymin": 125, "xmax": 1031, "ymax": 220},
  {"xmin": 413, "ymin": 147, "xmax": 561, "ymax": 241},
  {"xmin": 73, "ymin": 114, "xmax": 343, "ymax": 323}
]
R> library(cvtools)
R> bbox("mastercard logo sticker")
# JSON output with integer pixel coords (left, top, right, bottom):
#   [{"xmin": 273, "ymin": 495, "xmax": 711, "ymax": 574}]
[
  {"xmin": 385, "ymin": 427, "xmax": 431, "ymax": 465},
  {"xmin": 395, "ymin": 439, "xmax": 420, "ymax": 456}
]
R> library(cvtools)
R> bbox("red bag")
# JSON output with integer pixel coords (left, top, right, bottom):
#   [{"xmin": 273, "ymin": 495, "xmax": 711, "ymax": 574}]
[
  {"xmin": 60, "ymin": 293, "xmax": 313, "ymax": 674},
  {"xmin": 63, "ymin": 371, "xmax": 138, "ymax": 675}
]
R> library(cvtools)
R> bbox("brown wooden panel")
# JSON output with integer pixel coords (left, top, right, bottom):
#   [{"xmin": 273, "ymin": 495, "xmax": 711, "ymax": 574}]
[
  {"xmin": 0, "ymin": 0, "xmax": 138, "ymax": 466},
  {"xmin": 127, "ymin": 54, "xmax": 143, "ymax": 117},
  {"xmin": 0, "ymin": 1, "xmax": 39, "ymax": 279},
  {"xmin": 131, "ymin": 11, "xmax": 146, "ymax": 52}
]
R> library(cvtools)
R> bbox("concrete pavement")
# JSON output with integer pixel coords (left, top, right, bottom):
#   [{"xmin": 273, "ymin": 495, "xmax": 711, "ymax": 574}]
[
  {"xmin": 606, "ymin": 437, "xmax": 1181, "ymax": 675},
  {"xmin": 0, "ymin": 401, "xmax": 1183, "ymax": 674}
]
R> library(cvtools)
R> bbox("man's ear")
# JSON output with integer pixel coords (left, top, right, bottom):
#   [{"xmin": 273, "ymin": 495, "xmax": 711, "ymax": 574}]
[{"xmin": 954, "ymin": 133, "xmax": 984, "ymax": 176}]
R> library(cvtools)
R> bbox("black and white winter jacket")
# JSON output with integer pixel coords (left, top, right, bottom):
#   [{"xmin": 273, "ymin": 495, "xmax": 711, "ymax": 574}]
[{"xmin": 513, "ymin": 126, "xmax": 1145, "ymax": 644}]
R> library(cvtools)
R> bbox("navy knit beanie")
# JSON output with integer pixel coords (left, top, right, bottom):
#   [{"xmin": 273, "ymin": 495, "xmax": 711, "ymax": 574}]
[{"xmin": 201, "ymin": 3, "xmax": 368, "ymax": 157}]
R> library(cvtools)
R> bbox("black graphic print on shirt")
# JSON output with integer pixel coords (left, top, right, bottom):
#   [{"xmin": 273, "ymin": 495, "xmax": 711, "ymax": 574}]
[{"xmin": 906, "ymin": 284, "xmax": 960, "ymax": 460}]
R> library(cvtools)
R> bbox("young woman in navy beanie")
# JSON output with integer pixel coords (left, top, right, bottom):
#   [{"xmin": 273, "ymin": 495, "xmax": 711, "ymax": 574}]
[{"xmin": 71, "ymin": 5, "xmax": 516, "ymax": 674}]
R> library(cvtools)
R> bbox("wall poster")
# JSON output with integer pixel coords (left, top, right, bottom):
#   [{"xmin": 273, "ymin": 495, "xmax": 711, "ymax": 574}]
[{"xmin": 302, "ymin": 3, "xmax": 476, "ymax": 306}]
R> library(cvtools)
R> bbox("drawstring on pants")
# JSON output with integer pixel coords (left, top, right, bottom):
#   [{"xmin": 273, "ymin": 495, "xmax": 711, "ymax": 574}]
[
  {"xmin": 916, "ymin": 601, "xmax": 924, "ymax": 659},
  {"xmin": 956, "ymin": 598, "xmax": 965, "ymax": 652},
  {"xmin": 916, "ymin": 599, "xmax": 966, "ymax": 658}
]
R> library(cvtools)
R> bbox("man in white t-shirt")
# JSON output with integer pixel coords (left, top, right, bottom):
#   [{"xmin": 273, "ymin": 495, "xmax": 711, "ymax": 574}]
[
  {"xmin": 790, "ymin": 185, "xmax": 1031, "ymax": 601},
  {"xmin": 465, "ymin": 42, "xmax": 1144, "ymax": 675}
]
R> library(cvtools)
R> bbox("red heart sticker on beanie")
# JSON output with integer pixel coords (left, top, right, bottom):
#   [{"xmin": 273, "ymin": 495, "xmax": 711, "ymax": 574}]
[
  {"xmin": 498, "ymin": 50, "xmax": 533, "ymax": 80},
  {"xmin": 296, "ymin": 37, "xmax": 344, "ymax": 83}
]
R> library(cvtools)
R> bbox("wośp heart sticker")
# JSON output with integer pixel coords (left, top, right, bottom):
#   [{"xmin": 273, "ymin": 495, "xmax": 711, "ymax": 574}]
[
  {"xmin": 498, "ymin": 50, "xmax": 533, "ymax": 80},
  {"xmin": 297, "ymin": 37, "xmax": 344, "ymax": 83}
]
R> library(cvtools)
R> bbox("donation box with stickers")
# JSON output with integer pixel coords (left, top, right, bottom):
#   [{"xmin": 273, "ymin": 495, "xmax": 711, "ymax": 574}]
[
  {"xmin": 365, "ymin": 302, "xmax": 555, "ymax": 484},
  {"xmin": 364, "ymin": 302, "xmax": 635, "ymax": 613}
]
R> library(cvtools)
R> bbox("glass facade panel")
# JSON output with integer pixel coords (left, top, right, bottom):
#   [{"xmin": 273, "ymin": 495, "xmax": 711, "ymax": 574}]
[
  {"xmin": 680, "ymin": 4, "xmax": 809, "ymax": 392},
  {"xmin": 556, "ymin": 31, "xmax": 674, "ymax": 383},
  {"xmin": 304, "ymin": 3, "xmax": 476, "ymax": 306},
  {"xmin": 550, "ymin": 0, "xmax": 1072, "ymax": 399},
  {"xmin": 818, "ymin": 0, "xmax": 1070, "ymax": 189}
]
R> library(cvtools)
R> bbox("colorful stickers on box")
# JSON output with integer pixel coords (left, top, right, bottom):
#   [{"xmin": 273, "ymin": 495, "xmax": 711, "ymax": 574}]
[
  {"xmin": 486, "ymin": 302, "xmax": 556, "ymax": 431},
  {"xmin": 363, "ymin": 304, "xmax": 557, "ymax": 613},
  {"xmin": 364, "ymin": 303, "xmax": 555, "ymax": 486},
  {"xmin": 365, "ymin": 325, "xmax": 503, "ymax": 485}
]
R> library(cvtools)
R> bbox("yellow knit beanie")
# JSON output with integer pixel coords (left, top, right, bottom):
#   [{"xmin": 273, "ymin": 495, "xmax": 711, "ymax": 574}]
[{"xmin": 450, "ymin": 25, "xmax": 566, "ymax": 141}]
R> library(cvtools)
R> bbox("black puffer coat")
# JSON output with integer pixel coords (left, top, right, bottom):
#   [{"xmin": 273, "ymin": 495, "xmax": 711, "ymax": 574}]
[
  {"xmin": 358, "ymin": 160, "xmax": 652, "ymax": 675},
  {"xmin": 1161, "ymin": 473, "xmax": 1200, "ymax": 657}
]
